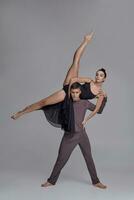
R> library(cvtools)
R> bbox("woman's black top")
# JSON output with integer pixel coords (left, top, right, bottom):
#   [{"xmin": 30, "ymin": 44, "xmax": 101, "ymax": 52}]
[{"xmin": 38, "ymin": 82, "xmax": 107, "ymax": 133}]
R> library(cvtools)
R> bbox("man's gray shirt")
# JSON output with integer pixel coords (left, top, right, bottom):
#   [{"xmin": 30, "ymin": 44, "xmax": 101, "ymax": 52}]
[{"xmin": 72, "ymin": 99, "xmax": 96, "ymax": 132}]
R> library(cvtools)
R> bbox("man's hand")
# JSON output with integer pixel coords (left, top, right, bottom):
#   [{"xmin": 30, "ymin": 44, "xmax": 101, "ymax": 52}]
[{"xmin": 82, "ymin": 119, "xmax": 87, "ymax": 128}]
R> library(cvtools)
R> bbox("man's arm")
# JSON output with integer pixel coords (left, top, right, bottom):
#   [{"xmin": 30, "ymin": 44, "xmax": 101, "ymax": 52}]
[
  {"xmin": 84, "ymin": 94, "xmax": 105, "ymax": 122},
  {"xmin": 85, "ymin": 100, "xmax": 96, "ymax": 111}
]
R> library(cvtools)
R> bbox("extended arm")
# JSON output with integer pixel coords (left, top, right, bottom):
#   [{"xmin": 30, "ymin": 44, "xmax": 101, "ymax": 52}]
[
  {"xmin": 83, "ymin": 94, "xmax": 105, "ymax": 123},
  {"xmin": 70, "ymin": 76, "xmax": 92, "ymax": 83}
]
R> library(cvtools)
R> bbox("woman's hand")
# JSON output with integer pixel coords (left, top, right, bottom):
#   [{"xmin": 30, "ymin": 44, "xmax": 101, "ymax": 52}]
[{"xmin": 84, "ymin": 32, "xmax": 94, "ymax": 43}]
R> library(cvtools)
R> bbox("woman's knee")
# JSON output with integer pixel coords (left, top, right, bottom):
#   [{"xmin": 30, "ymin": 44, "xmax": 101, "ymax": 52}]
[{"xmin": 40, "ymin": 90, "xmax": 66, "ymax": 106}]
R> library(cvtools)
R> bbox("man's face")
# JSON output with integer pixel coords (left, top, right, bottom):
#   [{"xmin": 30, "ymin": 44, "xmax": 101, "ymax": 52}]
[{"xmin": 70, "ymin": 88, "xmax": 81, "ymax": 101}]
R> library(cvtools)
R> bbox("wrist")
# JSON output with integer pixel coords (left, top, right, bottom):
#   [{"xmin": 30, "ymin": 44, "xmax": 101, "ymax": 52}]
[{"xmin": 85, "ymin": 118, "xmax": 89, "ymax": 122}]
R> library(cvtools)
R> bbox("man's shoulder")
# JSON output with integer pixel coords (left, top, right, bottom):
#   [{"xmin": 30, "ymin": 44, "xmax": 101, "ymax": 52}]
[
  {"xmin": 79, "ymin": 99, "xmax": 89, "ymax": 104},
  {"xmin": 80, "ymin": 99, "xmax": 90, "ymax": 103},
  {"xmin": 79, "ymin": 99, "xmax": 90, "ymax": 108},
  {"xmin": 79, "ymin": 99, "xmax": 89, "ymax": 103},
  {"xmin": 74, "ymin": 99, "xmax": 92, "ymax": 108}
]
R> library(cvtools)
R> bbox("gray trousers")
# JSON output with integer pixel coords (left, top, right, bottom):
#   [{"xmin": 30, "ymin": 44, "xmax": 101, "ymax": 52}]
[{"xmin": 47, "ymin": 129, "xmax": 100, "ymax": 185}]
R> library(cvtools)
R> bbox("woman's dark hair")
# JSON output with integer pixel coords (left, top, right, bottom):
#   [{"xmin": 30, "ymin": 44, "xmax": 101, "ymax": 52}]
[
  {"xmin": 97, "ymin": 68, "xmax": 107, "ymax": 78},
  {"xmin": 70, "ymin": 82, "xmax": 82, "ymax": 90}
]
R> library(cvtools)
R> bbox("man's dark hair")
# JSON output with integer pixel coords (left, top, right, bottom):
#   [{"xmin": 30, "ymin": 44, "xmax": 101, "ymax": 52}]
[{"xmin": 70, "ymin": 82, "xmax": 82, "ymax": 90}]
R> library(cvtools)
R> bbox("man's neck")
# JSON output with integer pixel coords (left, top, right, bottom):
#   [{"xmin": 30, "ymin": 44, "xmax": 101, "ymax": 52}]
[{"xmin": 73, "ymin": 98, "xmax": 81, "ymax": 102}]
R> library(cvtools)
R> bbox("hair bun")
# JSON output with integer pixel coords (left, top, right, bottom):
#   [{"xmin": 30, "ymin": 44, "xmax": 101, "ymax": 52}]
[{"xmin": 97, "ymin": 68, "xmax": 107, "ymax": 78}]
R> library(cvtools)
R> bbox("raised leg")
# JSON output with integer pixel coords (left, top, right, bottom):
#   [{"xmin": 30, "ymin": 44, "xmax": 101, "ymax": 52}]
[{"xmin": 63, "ymin": 33, "xmax": 93, "ymax": 85}]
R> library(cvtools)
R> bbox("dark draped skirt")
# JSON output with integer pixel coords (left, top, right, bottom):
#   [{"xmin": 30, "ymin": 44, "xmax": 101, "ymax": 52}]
[
  {"xmin": 38, "ymin": 84, "xmax": 75, "ymax": 134},
  {"xmin": 38, "ymin": 84, "xmax": 107, "ymax": 134}
]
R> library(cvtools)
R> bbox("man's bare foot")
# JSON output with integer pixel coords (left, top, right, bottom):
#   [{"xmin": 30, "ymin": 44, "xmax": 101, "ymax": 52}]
[
  {"xmin": 11, "ymin": 111, "xmax": 23, "ymax": 120},
  {"xmin": 93, "ymin": 182, "xmax": 107, "ymax": 189},
  {"xmin": 41, "ymin": 181, "xmax": 54, "ymax": 187}
]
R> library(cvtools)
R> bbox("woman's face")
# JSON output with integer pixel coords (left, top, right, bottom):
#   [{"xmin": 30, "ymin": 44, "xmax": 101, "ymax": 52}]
[{"xmin": 95, "ymin": 70, "xmax": 106, "ymax": 83}]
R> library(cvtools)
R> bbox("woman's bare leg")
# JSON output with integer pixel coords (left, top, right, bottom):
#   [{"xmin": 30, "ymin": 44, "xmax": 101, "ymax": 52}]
[
  {"xmin": 63, "ymin": 32, "xmax": 94, "ymax": 85},
  {"xmin": 11, "ymin": 89, "xmax": 66, "ymax": 119},
  {"xmin": 11, "ymin": 33, "xmax": 94, "ymax": 120}
]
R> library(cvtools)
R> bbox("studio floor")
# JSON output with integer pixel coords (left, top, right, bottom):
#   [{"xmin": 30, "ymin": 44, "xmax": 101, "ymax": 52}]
[{"xmin": 1, "ymin": 167, "xmax": 133, "ymax": 200}]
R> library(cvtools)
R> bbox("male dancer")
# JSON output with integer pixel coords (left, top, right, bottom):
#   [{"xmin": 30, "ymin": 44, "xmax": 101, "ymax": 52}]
[{"xmin": 41, "ymin": 82, "xmax": 107, "ymax": 189}]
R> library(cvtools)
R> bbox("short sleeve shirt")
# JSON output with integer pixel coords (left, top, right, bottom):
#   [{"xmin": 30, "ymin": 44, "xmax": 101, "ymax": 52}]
[{"xmin": 72, "ymin": 99, "xmax": 96, "ymax": 132}]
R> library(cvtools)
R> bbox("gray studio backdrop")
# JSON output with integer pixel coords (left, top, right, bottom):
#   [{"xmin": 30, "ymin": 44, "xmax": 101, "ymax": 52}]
[{"xmin": 0, "ymin": 0, "xmax": 134, "ymax": 199}]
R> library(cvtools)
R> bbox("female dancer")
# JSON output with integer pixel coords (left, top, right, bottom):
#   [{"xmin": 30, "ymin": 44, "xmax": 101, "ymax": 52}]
[{"xmin": 11, "ymin": 32, "xmax": 107, "ymax": 132}]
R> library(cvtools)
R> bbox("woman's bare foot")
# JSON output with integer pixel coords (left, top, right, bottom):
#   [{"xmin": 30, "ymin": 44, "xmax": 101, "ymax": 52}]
[
  {"xmin": 93, "ymin": 182, "xmax": 107, "ymax": 189},
  {"xmin": 11, "ymin": 111, "xmax": 23, "ymax": 120},
  {"xmin": 41, "ymin": 181, "xmax": 54, "ymax": 187},
  {"xmin": 84, "ymin": 31, "xmax": 94, "ymax": 43}
]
